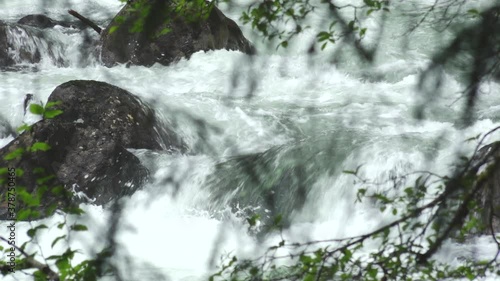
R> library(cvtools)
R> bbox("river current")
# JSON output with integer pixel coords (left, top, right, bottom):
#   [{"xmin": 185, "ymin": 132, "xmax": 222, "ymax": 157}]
[{"xmin": 1, "ymin": 0, "xmax": 500, "ymax": 280}]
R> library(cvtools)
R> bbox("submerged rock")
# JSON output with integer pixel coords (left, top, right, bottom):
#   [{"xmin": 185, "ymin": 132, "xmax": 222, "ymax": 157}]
[
  {"xmin": 209, "ymin": 150, "xmax": 310, "ymax": 232},
  {"xmin": 100, "ymin": 1, "xmax": 255, "ymax": 67},
  {"xmin": 18, "ymin": 14, "xmax": 65, "ymax": 29},
  {"xmin": 206, "ymin": 137, "xmax": 359, "ymax": 233},
  {"xmin": 1, "ymin": 16, "xmax": 88, "ymax": 69},
  {"xmin": 0, "ymin": 25, "xmax": 15, "ymax": 66},
  {"xmin": 0, "ymin": 23, "xmax": 66, "ymax": 68},
  {"xmin": 0, "ymin": 116, "xmax": 15, "ymax": 139},
  {"xmin": 17, "ymin": 14, "xmax": 88, "ymax": 30},
  {"xmin": 0, "ymin": 80, "xmax": 185, "ymax": 220}
]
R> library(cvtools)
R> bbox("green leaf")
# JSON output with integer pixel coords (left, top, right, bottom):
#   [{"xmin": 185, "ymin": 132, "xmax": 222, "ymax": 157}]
[
  {"xmin": 66, "ymin": 207, "xmax": 85, "ymax": 215},
  {"xmin": 17, "ymin": 189, "xmax": 40, "ymax": 207},
  {"xmin": 300, "ymin": 254, "xmax": 313, "ymax": 264},
  {"xmin": 29, "ymin": 104, "xmax": 44, "ymax": 115},
  {"xmin": 4, "ymin": 148, "xmax": 25, "ymax": 161},
  {"xmin": 348, "ymin": 20, "xmax": 356, "ymax": 30},
  {"xmin": 317, "ymin": 31, "xmax": 330, "ymax": 42},
  {"xmin": 17, "ymin": 209, "xmax": 33, "ymax": 221},
  {"xmin": 56, "ymin": 258, "xmax": 70, "ymax": 272},
  {"xmin": 341, "ymin": 249, "xmax": 352, "ymax": 263},
  {"xmin": 51, "ymin": 185, "xmax": 66, "ymax": 195},
  {"xmin": 467, "ymin": 9, "xmax": 479, "ymax": 16},
  {"xmin": 109, "ymin": 25, "xmax": 119, "ymax": 34},
  {"xmin": 356, "ymin": 188, "xmax": 367, "ymax": 202},
  {"xmin": 16, "ymin": 168, "xmax": 24, "ymax": 177},
  {"xmin": 363, "ymin": 0, "xmax": 375, "ymax": 7},
  {"xmin": 51, "ymin": 235, "xmax": 67, "ymax": 248},
  {"xmin": 367, "ymin": 267, "xmax": 378, "ymax": 278},
  {"xmin": 359, "ymin": 28, "xmax": 367, "ymax": 37},
  {"xmin": 43, "ymin": 109, "xmax": 63, "ymax": 119},
  {"xmin": 464, "ymin": 133, "xmax": 481, "ymax": 142},
  {"xmin": 36, "ymin": 175, "xmax": 55, "ymax": 185},
  {"xmin": 45, "ymin": 101, "xmax": 61, "ymax": 109},
  {"xmin": 114, "ymin": 15, "xmax": 126, "ymax": 24},
  {"xmin": 45, "ymin": 203, "xmax": 58, "ymax": 216},
  {"xmin": 16, "ymin": 123, "xmax": 32, "ymax": 132},
  {"xmin": 273, "ymin": 214, "xmax": 283, "ymax": 226},
  {"xmin": 33, "ymin": 270, "xmax": 48, "ymax": 280},
  {"xmin": 33, "ymin": 167, "xmax": 45, "ymax": 174},
  {"xmin": 246, "ymin": 214, "xmax": 261, "ymax": 227},
  {"xmin": 249, "ymin": 266, "xmax": 259, "ymax": 276},
  {"xmin": 46, "ymin": 255, "xmax": 62, "ymax": 260},
  {"xmin": 304, "ymin": 274, "xmax": 315, "ymax": 281},
  {"xmin": 404, "ymin": 187, "xmax": 414, "ymax": 196},
  {"xmin": 157, "ymin": 27, "xmax": 172, "ymax": 36},
  {"xmin": 27, "ymin": 228, "xmax": 36, "ymax": 238},
  {"xmin": 30, "ymin": 142, "xmax": 51, "ymax": 152},
  {"xmin": 71, "ymin": 224, "xmax": 88, "ymax": 231},
  {"xmin": 27, "ymin": 225, "xmax": 47, "ymax": 238},
  {"xmin": 329, "ymin": 21, "xmax": 337, "ymax": 30}
]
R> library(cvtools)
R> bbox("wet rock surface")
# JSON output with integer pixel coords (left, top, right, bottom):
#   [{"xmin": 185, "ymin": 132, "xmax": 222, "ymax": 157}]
[
  {"xmin": 0, "ymin": 80, "xmax": 186, "ymax": 219},
  {"xmin": 100, "ymin": 1, "xmax": 255, "ymax": 67}
]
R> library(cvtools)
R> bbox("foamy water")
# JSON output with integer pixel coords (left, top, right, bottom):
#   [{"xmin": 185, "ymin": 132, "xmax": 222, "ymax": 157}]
[{"xmin": 1, "ymin": 0, "xmax": 500, "ymax": 280}]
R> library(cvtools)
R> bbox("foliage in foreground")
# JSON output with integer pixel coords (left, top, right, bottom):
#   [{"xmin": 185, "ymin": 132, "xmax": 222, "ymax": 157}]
[
  {"xmin": 208, "ymin": 0, "xmax": 500, "ymax": 280},
  {"xmin": 0, "ymin": 0, "xmax": 500, "ymax": 280},
  {"xmin": 211, "ymin": 135, "xmax": 500, "ymax": 280}
]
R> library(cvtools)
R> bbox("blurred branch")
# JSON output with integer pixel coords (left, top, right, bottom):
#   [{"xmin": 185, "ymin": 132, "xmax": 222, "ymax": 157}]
[{"xmin": 0, "ymin": 236, "xmax": 60, "ymax": 280}]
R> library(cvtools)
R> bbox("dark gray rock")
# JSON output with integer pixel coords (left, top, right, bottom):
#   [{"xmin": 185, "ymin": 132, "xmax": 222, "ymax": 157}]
[
  {"xmin": 100, "ymin": 1, "xmax": 255, "ymax": 67},
  {"xmin": 0, "ymin": 24, "xmax": 16, "ymax": 67},
  {"xmin": 0, "ymin": 115, "xmax": 14, "ymax": 139},
  {"xmin": 17, "ymin": 14, "xmax": 85, "ymax": 30},
  {"xmin": 18, "ymin": 14, "xmax": 61, "ymax": 29},
  {"xmin": 0, "ymin": 80, "xmax": 186, "ymax": 220},
  {"xmin": 0, "ymin": 23, "xmax": 43, "ymax": 68}
]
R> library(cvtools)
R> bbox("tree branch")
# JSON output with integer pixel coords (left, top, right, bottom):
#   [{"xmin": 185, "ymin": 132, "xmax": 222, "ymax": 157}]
[
  {"xmin": 68, "ymin": 9, "xmax": 102, "ymax": 34},
  {"xmin": 0, "ymin": 236, "xmax": 60, "ymax": 280}
]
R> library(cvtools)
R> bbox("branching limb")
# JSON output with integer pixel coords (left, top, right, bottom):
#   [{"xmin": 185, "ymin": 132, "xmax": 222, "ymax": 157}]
[{"xmin": 0, "ymin": 236, "xmax": 60, "ymax": 281}]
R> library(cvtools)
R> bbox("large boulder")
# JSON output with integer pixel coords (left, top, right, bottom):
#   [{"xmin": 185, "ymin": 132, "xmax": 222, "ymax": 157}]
[
  {"xmin": 0, "ymin": 80, "xmax": 185, "ymax": 220},
  {"xmin": 100, "ymin": 1, "xmax": 255, "ymax": 67}
]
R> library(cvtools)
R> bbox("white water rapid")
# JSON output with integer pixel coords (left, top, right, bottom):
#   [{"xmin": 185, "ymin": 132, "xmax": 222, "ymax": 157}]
[{"xmin": 1, "ymin": 0, "xmax": 500, "ymax": 280}]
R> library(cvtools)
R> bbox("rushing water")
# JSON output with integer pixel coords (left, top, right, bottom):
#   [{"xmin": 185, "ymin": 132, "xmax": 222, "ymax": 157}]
[{"xmin": 1, "ymin": 0, "xmax": 500, "ymax": 280}]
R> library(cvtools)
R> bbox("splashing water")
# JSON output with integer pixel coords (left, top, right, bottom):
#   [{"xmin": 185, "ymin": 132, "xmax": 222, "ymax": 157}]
[{"xmin": 0, "ymin": 0, "xmax": 500, "ymax": 280}]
